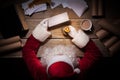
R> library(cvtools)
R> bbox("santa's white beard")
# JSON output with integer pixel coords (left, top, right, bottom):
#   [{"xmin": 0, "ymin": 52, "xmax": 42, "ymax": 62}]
[{"xmin": 41, "ymin": 45, "xmax": 79, "ymax": 67}]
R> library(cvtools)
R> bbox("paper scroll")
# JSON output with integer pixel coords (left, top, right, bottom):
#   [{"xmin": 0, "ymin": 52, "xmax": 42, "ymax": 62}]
[
  {"xmin": 91, "ymin": 0, "xmax": 104, "ymax": 17},
  {"xmin": 0, "ymin": 36, "xmax": 20, "ymax": 46},
  {"xmin": 0, "ymin": 36, "xmax": 22, "ymax": 54},
  {"xmin": 104, "ymin": 36, "xmax": 118, "ymax": 48},
  {"xmin": 98, "ymin": 19, "xmax": 120, "ymax": 38},
  {"xmin": 109, "ymin": 41, "xmax": 120, "ymax": 55},
  {"xmin": 96, "ymin": 29, "xmax": 109, "ymax": 40},
  {"xmin": 0, "ymin": 41, "xmax": 22, "ymax": 53}
]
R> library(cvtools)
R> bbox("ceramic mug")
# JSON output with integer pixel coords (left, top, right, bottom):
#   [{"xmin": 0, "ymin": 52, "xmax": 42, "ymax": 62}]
[{"xmin": 80, "ymin": 19, "xmax": 92, "ymax": 31}]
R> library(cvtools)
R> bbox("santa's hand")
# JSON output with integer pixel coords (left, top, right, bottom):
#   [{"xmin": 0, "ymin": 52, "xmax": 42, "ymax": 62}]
[
  {"xmin": 32, "ymin": 18, "xmax": 51, "ymax": 42},
  {"xmin": 68, "ymin": 26, "xmax": 89, "ymax": 48},
  {"xmin": 68, "ymin": 25, "xmax": 78, "ymax": 38}
]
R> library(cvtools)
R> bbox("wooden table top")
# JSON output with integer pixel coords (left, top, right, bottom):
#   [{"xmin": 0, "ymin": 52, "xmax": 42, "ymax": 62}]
[{"xmin": 1, "ymin": 0, "xmax": 120, "ymax": 58}]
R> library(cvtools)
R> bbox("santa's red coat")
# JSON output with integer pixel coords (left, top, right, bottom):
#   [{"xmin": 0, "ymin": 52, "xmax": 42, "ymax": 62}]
[{"xmin": 22, "ymin": 35, "xmax": 102, "ymax": 80}]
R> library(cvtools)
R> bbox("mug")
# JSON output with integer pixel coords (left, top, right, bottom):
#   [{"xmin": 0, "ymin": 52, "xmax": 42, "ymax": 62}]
[{"xmin": 80, "ymin": 19, "xmax": 92, "ymax": 31}]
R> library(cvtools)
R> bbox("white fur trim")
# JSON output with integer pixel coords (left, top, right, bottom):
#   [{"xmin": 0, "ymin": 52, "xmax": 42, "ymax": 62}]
[
  {"xmin": 32, "ymin": 27, "xmax": 51, "ymax": 42},
  {"xmin": 72, "ymin": 29, "xmax": 89, "ymax": 48},
  {"xmin": 47, "ymin": 55, "xmax": 74, "ymax": 73},
  {"xmin": 74, "ymin": 68, "xmax": 80, "ymax": 74},
  {"xmin": 41, "ymin": 45, "xmax": 78, "ymax": 67}
]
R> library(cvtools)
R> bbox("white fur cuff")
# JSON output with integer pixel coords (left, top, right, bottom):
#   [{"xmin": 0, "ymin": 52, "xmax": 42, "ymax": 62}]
[
  {"xmin": 32, "ymin": 28, "xmax": 51, "ymax": 42},
  {"xmin": 72, "ymin": 30, "xmax": 89, "ymax": 48},
  {"xmin": 47, "ymin": 55, "xmax": 74, "ymax": 73}
]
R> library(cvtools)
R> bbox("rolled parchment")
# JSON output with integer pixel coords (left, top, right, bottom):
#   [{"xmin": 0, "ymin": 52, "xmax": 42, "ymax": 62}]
[
  {"xmin": 96, "ymin": 29, "xmax": 109, "ymax": 40},
  {"xmin": 98, "ymin": 19, "xmax": 120, "ymax": 38},
  {"xmin": 104, "ymin": 36, "xmax": 118, "ymax": 48},
  {"xmin": 0, "ymin": 41, "xmax": 22, "ymax": 53},
  {"xmin": 91, "ymin": 0, "xmax": 98, "ymax": 17},
  {"xmin": 109, "ymin": 41, "xmax": 120, "ymax": 55},
  {"xmin": 98, "ymin": 0, "xmax": 104, "ymax": 16},
  {"xmin": 0, "ymin": 36, "xmax": 20, "ymax": 46}
]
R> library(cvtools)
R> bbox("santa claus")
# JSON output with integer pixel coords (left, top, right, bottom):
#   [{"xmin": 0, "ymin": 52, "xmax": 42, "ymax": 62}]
[{"xmin": 22, "ymin": 19, "xmax": 102, "ymax": 80}]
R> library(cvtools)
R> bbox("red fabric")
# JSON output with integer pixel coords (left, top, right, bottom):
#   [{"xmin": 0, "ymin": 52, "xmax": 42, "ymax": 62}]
[
  {"xmin": 48, "ymin": 62, "xmax": 74, "ymax": 78},
  {"xmin": 22, "ymin": 35, "xmax": 102, "ymax": 80},
  {"xmin": 78, "ymin": 40, "xmax": 102, "ymax": 79},
  {"xmin": 22, "ymin": 35, "xmax": 48, "ymax": 80}
]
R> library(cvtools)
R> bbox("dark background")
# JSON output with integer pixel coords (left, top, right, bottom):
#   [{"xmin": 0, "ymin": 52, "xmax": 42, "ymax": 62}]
[{"xmin": 0, "ymin": 53, "xmax": 120, "ymax": 80}]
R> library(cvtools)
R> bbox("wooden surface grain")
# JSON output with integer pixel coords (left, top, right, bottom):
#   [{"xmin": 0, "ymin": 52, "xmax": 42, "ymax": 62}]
[{"xmin": 1, "ymin": 0, "xmax": 120, "ymax": 58}]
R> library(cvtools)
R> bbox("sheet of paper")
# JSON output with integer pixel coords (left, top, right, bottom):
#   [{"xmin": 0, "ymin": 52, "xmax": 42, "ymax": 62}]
[
  {"xmin": 24, "ymin": 4, "xmax": 47, "ymax": 15},
  {"xmin": 51, "ymin": 0, "xmax": 88, "ymax": 17},
  {"xmin": 21, "ymin": 0, "xmax": 47, "ymax": 16},
  {"xmin": 50, "ymin": 0, "xmax": 63, "ymax": 9},
  {"xmin": 66, "ymin": 0, "xmax": 88, "ymax": 17},
  {"xmin": 62, "ymin": 3, "xmax": 71, "ymax": 8},
  {"xmin": 21, "ymin": 0, "xmax": 33, "ymax": 11},
  {"xmin": 34, "ymin": 4, "xmax": 47, "ymax": 12},
  {"xmin": 21, "ymin": 0, "xmax": 88, "ymax": 17}
]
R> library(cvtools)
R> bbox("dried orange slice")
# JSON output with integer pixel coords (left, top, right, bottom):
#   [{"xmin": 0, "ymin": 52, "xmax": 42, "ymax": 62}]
[{"xmin": 63, "ymin": 27, "xmax": 70, "ymax": 33}]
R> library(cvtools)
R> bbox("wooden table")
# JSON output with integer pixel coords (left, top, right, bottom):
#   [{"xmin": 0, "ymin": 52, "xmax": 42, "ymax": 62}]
[{"xmin": 2, "ymin": 0, "xmax": 118, "ymax": 58}]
